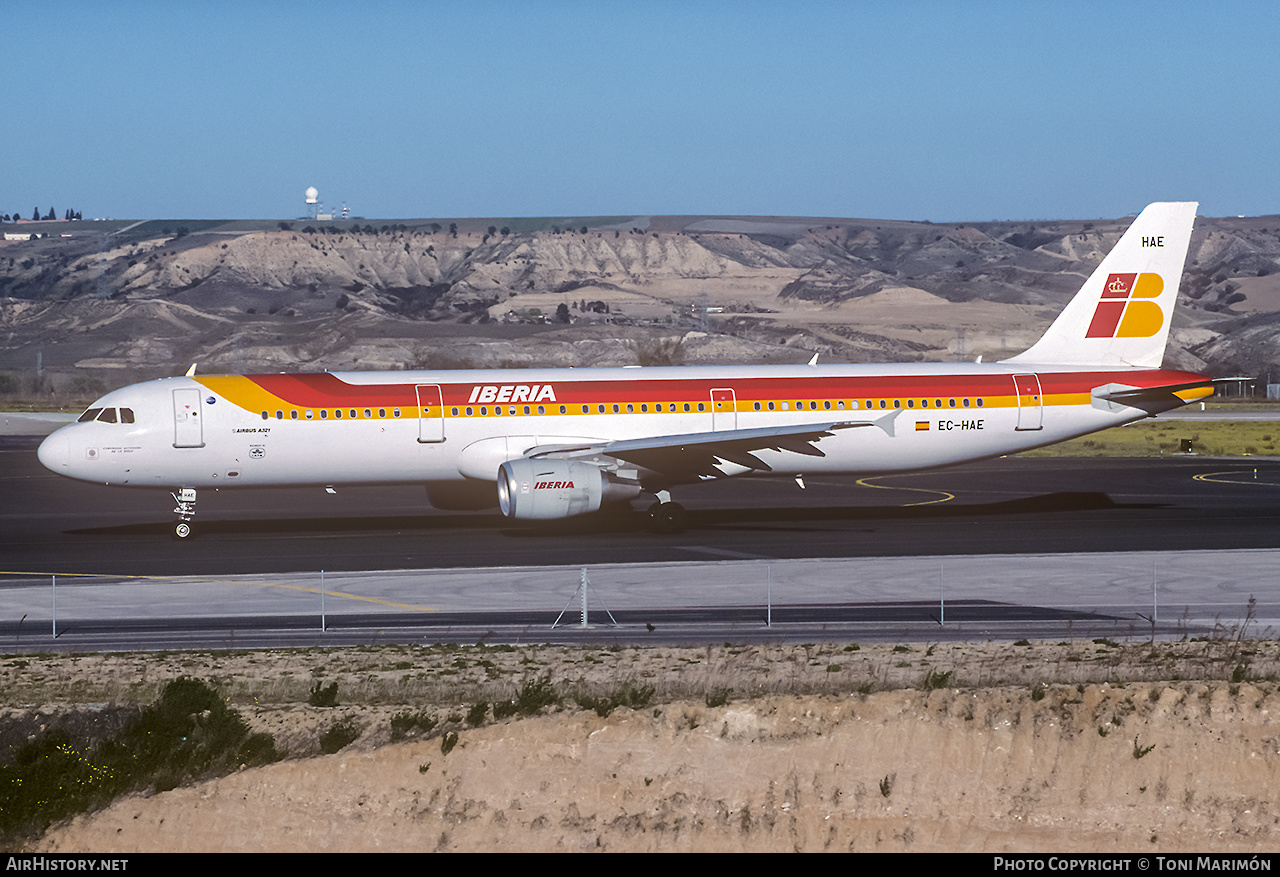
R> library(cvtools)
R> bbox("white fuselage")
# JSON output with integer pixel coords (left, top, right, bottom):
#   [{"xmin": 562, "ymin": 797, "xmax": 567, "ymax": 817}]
[{"xmin": 36, "ymin": 360, "xmax": 1206, "ymax": 494}]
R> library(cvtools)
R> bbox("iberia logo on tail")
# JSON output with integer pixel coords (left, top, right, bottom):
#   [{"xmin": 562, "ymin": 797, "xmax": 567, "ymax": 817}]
[{"xmin": 1085, "ymin": 272, "xmax": 1164, "ymax": 338}]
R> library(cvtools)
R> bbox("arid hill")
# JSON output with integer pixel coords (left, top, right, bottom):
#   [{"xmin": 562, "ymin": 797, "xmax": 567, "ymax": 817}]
[{"xmin": 2, "ymin": 212, "xmax": 1278, "ymax": 399}]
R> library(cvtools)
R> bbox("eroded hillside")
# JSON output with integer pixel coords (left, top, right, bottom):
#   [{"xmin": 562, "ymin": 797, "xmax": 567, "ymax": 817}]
[{"xmin": 2, "ymin": 212, "xmax": 1278, "ymax": 397}]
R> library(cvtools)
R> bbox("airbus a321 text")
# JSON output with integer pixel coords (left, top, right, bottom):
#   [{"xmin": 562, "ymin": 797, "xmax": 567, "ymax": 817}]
[{"xmin": 39, "ymin": 202, "xmax": 1217, "ymax": 538}]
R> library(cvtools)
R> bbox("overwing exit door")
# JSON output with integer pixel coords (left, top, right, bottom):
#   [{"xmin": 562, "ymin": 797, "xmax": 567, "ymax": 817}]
[{"xmin": 711, "ymin": 388, "xmax": 736, "ymax": 431}]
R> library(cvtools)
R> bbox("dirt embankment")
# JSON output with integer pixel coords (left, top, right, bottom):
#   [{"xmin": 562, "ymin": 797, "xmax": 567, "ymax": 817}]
[
  {"xmin": 32, "ymin": 684, "xmax": 1280, "ymax": 853},
  {"xmin": 13, "ymin": 640, "xmax": 1280, "ymax": 853}
]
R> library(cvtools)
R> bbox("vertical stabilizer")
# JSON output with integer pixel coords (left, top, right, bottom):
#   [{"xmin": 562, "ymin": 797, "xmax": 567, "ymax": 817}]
[{"xmin": 1003, "ymin": 202, "xmax": 1197, "ymax": 368}]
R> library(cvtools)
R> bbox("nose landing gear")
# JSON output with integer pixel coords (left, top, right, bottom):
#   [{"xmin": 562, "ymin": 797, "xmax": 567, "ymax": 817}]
[{"xmin": 171, "ymin": 488, "xmax": 197, "ymax": 539}]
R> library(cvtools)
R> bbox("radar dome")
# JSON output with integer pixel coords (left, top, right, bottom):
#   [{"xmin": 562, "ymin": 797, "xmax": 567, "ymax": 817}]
[{"xmin": 305, "ymin": 187, "xmax": 319, "ymax": 204}]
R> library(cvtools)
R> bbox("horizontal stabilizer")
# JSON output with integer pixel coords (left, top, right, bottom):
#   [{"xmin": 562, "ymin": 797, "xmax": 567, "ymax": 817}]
[{"xmin": 1091, "ymin": 379, "xmax": 1215, "ymax": 414}]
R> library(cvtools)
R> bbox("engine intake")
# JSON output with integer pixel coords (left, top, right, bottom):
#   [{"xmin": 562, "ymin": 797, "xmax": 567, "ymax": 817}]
[{"xmin": 497, "ymin": 459, "xmax": 639, "ymax": 520}]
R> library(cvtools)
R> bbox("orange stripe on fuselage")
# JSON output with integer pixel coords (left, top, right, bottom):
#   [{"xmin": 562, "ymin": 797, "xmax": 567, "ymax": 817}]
[{"xmin": 197, "ymin": 374, "xmax": 421, "ymax": 412}]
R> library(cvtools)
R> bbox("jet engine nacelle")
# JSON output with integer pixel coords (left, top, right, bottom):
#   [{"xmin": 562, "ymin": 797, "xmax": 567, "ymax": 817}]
[{"xmin": 497, "ymin": 459, "xmax": 640, "ymax": 520}]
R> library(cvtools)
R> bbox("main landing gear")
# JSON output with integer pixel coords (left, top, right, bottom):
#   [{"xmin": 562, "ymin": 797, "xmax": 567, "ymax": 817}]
[
  {"xmin": 646, "ymin": 490, "xmax": 687, "ymax": 535},
  {"xmin": 171, "ymin": 487, "xmax": 197, "ymax": 539}
]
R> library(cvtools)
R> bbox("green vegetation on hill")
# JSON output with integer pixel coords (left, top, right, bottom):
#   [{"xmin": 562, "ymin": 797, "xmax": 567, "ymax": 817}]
[
  {"xmin": 0, "ymin": 677, "xmax": 278, "ymax": 844},
  {"xmin": 494, "ymin": 216, "xmax": 636, "ymax": 234}
]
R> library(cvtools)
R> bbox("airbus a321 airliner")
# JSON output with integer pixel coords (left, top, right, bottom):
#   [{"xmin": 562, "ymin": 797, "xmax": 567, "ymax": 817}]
[{"xmin": 39, "ymin": 202, "xmax": 1215, "ymax": 537}]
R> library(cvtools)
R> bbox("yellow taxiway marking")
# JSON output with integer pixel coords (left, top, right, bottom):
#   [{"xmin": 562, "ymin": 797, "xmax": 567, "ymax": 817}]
[
  {"xmin": 855, "ymin": 477, "xmax": 955, "ymax": 507},
  {"xmin": 1193, "ymin": 470, "xmax": 1280, "ymax": 487},
  {"xmin": 249, "ymin": 579, "xmax": 439, "ymax": 612},
  {"xmin": 0, "ymin": 571, "xmax": 440, "ymax": 613}
]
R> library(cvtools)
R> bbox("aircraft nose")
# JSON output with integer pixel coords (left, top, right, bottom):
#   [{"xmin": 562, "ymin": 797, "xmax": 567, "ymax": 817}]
[{"xmin": 37, "ymin": 431, "xmax": 69, "ymax": 472}]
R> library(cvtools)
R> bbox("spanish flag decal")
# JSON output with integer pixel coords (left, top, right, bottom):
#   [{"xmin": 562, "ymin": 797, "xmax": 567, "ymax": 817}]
[{"xmin": 915, "ymin": 421, "xmax": 930, "ymax": 431}]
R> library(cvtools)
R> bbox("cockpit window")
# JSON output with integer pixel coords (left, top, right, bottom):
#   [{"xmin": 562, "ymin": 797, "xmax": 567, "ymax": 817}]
[{"xmin": 78, "ymin": 407, "xmax": 134, "ymax": 424}]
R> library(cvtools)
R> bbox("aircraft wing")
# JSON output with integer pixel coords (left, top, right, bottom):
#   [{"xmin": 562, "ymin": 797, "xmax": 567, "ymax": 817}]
[{"xmin": 528, "ymin": 412, "xmax": 898, "ymax": 481}]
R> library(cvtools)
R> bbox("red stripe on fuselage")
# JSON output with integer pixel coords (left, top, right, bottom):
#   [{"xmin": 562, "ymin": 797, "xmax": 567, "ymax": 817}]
[
  {"xmin": 242, "ymin": 368, "xmax": 1208, "ymax": 409},
  {"xmin": 248, "ymin": 373, "xmax": 419, "ymax": 407}
]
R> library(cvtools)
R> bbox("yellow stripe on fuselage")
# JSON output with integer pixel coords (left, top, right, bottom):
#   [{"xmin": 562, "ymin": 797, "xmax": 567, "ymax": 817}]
[{"xmin": 195, "ymin": 376, "xmax": 287, "ymax": 414}]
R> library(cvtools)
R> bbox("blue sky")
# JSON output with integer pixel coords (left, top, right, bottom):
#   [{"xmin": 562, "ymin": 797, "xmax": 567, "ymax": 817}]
[{"xmin": 6, "ymin": 1, "xmax": 1277, "ymax": 222}]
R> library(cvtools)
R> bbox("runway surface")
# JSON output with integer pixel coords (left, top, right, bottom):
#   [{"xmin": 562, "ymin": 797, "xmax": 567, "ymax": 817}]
[
  {"xmin": 4, "ymin": 435, "xmax": 1279, "ymax": 575},
  {"xmin": 2, "ymin": 430, "xmax": 1279, "ymax": 648}
]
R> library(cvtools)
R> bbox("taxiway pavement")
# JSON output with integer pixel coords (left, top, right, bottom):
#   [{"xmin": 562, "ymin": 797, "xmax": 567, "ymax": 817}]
[{"xmin": 3, "ymin": 415, "xmax": 1278, "ymax": 649}]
